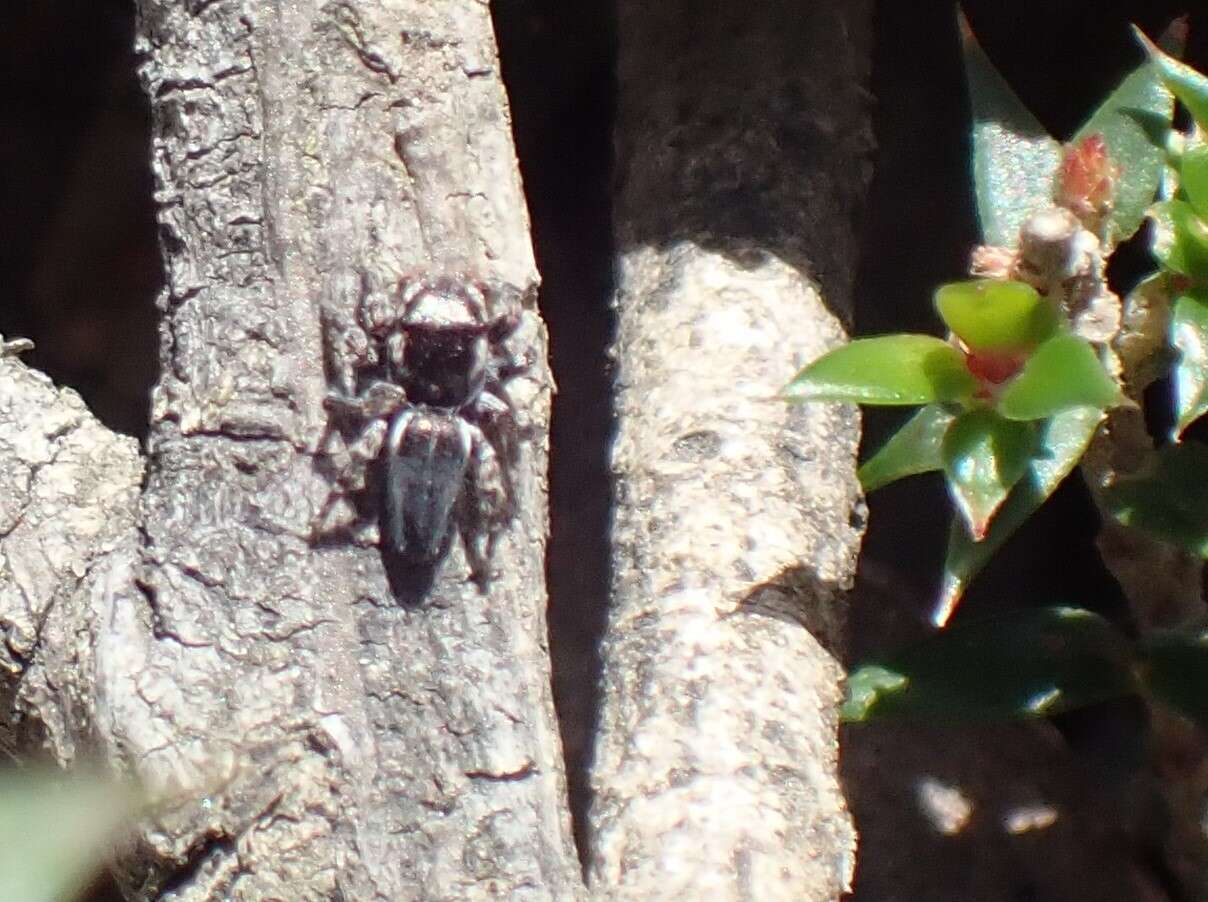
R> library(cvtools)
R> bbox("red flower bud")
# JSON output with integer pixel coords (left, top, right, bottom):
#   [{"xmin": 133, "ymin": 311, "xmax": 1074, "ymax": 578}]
[{"xmin": 1055, "ymin": 133, "xmax": 1119, "ymax": 225}]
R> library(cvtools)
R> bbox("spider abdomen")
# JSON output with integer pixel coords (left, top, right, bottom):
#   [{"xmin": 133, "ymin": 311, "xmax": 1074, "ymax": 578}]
[{"xmin": 381, "ymin": 409, "xmax": 473, "ymax": 565}]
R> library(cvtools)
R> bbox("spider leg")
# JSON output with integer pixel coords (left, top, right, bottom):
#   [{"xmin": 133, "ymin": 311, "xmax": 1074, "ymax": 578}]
[
  {"xmin": 358, "ymin": 269, "xmax": 398, "ymax": 337},
  {"xmin": 472, "ymin": 384, "xmax": 514, "ymax": 426},
  {"xmin": 345, "ymin": 417, "xmax": 389, "ymax": 473},
  {"xmin": 321, "ymin": 304, "xmax": 376, "ymax": 399},
  {"xmin": 385, "ymin": 331, "xmax": 406, "ymax": 378},
  {"xmin": 470, "ymin": 383, "xmax": 524, "ymax": 480},
  {"xmin": 482, "ymin": 279, "xmax": 535, "ymax": 340},
  {"xmin": 326, "ymin": 382, "xmax": 407, "ymax": 420},
  {"xmin": 494, "ymin": 350, "xmax": 531, "ymax": 382},
  {"xmin": 457, "ymin": 423, "xmax": 507, "ymax": 590},
  {"xmin": 482, "ymin": 279, "xmax": 534, "ymax": 380},
  {"xmin": 312, "ymin": 413, "xmax": 389, "ymax": 542}
]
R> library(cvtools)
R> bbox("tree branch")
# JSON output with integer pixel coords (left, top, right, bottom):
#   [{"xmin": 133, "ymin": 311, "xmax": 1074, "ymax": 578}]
[
  {"xmin": 2, "ymin": 2, "xmax": 581, "ymax": 897},
  {"xmin": 588, "ymin": 3, "xmax": 873, "ymax": 898}
]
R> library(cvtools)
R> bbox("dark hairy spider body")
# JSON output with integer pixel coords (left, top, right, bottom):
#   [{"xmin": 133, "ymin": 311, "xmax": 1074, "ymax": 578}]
[{"xmin": 317, "ymin": 273, "xmax": 530, "ymax": 599}]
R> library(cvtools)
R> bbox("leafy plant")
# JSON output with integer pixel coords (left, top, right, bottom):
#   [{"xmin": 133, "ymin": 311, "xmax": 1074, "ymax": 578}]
[
  {"xmin": 1096, "ymin": 31, "xmax": 1208, "ymax": 552},
  {"xmin": 783, "ymin": 279, "xmax": 1120, "ymax": 553},
  {"xmin": 843, "ymin": 605, "xmax": 1208, "ymax": 731},
  {"xmin": 786, "ymin": 11, "xmax": 1173, "ymax": 624},
  {"xmin": 788, "ymin": 13, "xmax": 1208, "ymax": 731},
  {"xmin": 842, "ymin": 607, "xmax": 1135, "ymax": 722}
]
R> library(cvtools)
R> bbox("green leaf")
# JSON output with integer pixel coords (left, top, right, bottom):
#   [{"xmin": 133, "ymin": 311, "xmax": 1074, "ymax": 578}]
[
  {"xmin": 0, "ymin": 770, "xmax": 140, "ymax": 902},
  {"xmin": 1180, "ymin": 144, "xmax": 1208, "ymax": 217},
  {"xmin": 1139, "ymin": 629, "xmax": 1208, "ymax": 726},
  {"xmin": 859, "ymin": 405, "xmax": 956, "ymax": 492},
  {"xmin": 942, "ymin": 409, "xmax": 1037, "ymax": 539},
  {"xmin": 783, "ymin": 335, "xmax": 975, "ymax": 406},
  {"xmin": 842, "ymin": 607, "xmax": 1136, "ymax": 723},
  {"xmin": 1072, "ymin": 48, "xmax": 1175, "ymax": 245},
  {"xmin": 1150, "ymin": 200, "xmax": 1208, "ymax": 277},
  {"xmin": 1134, "ymin": 25, "xmax": 1208, "ymax": 131},
  {"xmin": 935, "ymin": 406, "xmax": 1105, "ymax": 625},
  {"xmin": 1172, "ymin": 289, "xmax": 1208, "ymax": 436},
  {"xmin": 961, "ymin": 10, "xmax": 1062, "ymax": 246},
  {"xmin": 997, "ymin": 334, "xmax": 1123, "ymax": 420},
  {"xmin": 934, "ymin": 279, "xmax": 1057, "ymax": 352},
  {"xmin": 1102, "ymin": 441, "xmax": 1208, "ymax": 556}
]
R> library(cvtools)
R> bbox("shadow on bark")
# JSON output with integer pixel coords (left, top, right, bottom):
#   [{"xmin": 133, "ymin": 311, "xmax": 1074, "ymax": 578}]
[
  {"xmin": 732, "ymin": 564, "xmax": 852, "ymax": 663},
  {"xmin": 492, "ymin": 0, "xmax": 618, "ymax": 865},
  {"xmin": 609, "ymin": 1, "xmax": 871, "ymax": 327}
]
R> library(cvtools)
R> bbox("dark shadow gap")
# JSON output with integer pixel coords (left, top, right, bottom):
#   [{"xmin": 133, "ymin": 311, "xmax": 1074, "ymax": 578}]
[
  {"xmin": 0, "ymin": 0, "xmax": 160, "ymax": 441},
  {"xmin": 0, "ymin": 6, "xmax": 157, "ymax": 899},
  {"xmin": 490, "ymin": 0, "xmax": 618, "ymax": 868}
]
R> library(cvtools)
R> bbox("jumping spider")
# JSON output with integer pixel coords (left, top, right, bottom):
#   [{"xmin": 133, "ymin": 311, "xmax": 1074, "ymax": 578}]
[{"xmin": 316, "ymin": 273, "xmax": 531, "ymax": 597}]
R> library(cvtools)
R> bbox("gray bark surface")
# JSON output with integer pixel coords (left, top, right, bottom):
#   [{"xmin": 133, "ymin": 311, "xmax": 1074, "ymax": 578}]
[
  {"xmin": 0, "ymin": 342, "xmax": 144, "ymax": 768},
  {"xmin": 589, "ymin": 3, "xmax": 872, "ymax": 899},
  {"xmin": 1, "ymin": 2, "xmax": 581, "ymax": 899}
]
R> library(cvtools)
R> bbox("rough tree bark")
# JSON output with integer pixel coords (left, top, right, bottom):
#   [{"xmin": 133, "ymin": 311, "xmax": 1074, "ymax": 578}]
[
  {"xmin": 588, "ymin": 2, "xmax": 872, "ymax": 900},
  {"xmin": 0, "ymin": 2, "xmax": 876, "ymax": 900},
  {"xmin": 2, "ymin": 2, "xmax": 580, "ymax": 899}
]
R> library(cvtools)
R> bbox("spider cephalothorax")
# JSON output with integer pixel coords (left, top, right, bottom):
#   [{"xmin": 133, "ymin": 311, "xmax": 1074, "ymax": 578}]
[{"xmin": 317, "ymin": 274, "xmax": 530, "ymax": 598}]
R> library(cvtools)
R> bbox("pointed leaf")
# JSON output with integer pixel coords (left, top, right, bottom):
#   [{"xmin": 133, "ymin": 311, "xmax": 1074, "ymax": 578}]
[
  {"xmin": 942, "ymin": 409, "xmax": 1036, "ymax": 539},
  {"xmin": 842, "ymin": 607, "xmax": 1136, "ymax": 722},
  {"xmin": 935, "ymin": 279, "xmax": 1057, "ymax": 353},
  {"xmin": 962, "ymin": 10, "xmax": 1062, "ymax": 246},
  {"xmin": 1102, "ymin": 440, "xmax": 1208, "ymax": 556},
  {"xmin": 1139, "ymin": 629, "xmax": 1208, "ymax": 726},
  {"xmin": 859, "ymin": 405, "xmax": 956, "ymax": 492},
  {"xmin": 783, "ymin": 335, "xmax": 975, "ymax": 406},
  {"xmin": 1172, "ymin": 289, "xmax": 1208, "ymax": 436},
  {"xmin": 935, "ymin": 406, "xmax": 1104, "ymax": 625},
  {"xmin": 998, "ymin": 334, "xmax": 1123, "ymax": 420},
  {"xmin": 1072, "ymin": 50, "xmax": 1175, "ymax": 244},
  {"xmin": 1180, "ymin": 144, "xmax": 1208, "ymax": 217},
  {"xmin": 1149, "ymin": 200, "xmax": 1208, "ymax": 276},
  {"xmin": 1134, "ymin": 26, "xmax": 1208, "ymax": 131}
]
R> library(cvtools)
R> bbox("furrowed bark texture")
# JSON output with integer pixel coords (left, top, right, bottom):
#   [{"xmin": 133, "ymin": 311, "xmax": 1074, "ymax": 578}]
[
  {"xmin": 0, "ymin": 344, "xmax": 144, "ymax": 767},
  {"xmin": 2, "ymin": 3, "xmax": 582, "ymax": 899},
  {"xmin": 588, "ymin": 3, "xmax": 872, "ymax": 899}
]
